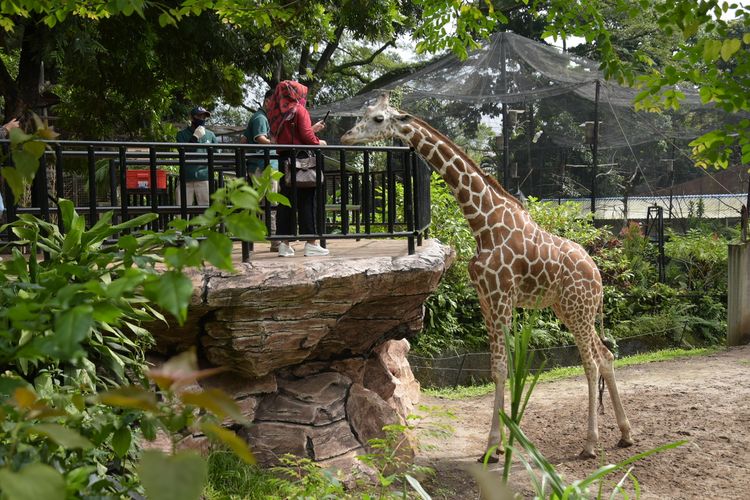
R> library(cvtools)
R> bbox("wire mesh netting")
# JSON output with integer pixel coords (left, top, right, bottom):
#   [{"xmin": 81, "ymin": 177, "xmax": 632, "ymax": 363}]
[{"xmin": 317, "ymin": 32, "xmax": 749, "ymax": 221}]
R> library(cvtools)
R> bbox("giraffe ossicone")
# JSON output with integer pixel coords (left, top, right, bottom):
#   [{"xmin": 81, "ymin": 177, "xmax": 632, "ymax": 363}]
[{"xmin": 342, "ymin": 92, "xmax": 633, "ymax": 460}]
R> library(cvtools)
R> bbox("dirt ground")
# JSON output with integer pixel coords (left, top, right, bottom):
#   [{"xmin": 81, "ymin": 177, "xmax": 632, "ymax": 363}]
[{"xmin": 416, "ymin": 345, "xmax": 750, "ymax": 499}]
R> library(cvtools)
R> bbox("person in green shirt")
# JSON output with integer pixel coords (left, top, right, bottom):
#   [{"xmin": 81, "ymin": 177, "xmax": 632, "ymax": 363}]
[
  {"xmin": 175, "ymin": 106, "xmax": 217, "ymax": 206},
  {"xmin": 241, "ymin": 89, "xmax": 278, "ymax": 173}
]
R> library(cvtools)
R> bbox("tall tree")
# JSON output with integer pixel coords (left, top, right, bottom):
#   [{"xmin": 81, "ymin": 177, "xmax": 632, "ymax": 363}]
[{"xmin": 0, "ymin": 0, "xmax": 747, "ymax": 168}]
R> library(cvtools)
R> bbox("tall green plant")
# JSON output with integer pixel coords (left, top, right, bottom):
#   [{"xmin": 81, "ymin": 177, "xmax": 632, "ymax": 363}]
[{"xmin": 498, "ymin": 312, "xmax": 545, "ymax": 484}]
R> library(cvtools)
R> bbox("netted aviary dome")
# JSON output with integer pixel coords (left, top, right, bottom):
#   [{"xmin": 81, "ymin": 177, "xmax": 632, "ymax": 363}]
[{"xmin": 317, "ymin": 32, "xmax": 746, "ymax": 218}]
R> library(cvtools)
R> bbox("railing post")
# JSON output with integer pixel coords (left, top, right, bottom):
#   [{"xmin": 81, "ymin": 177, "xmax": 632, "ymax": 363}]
[
  {"xmin": 108, "ymin": 158, "xmax": 118, "ymax": 223},
  {"xmin": 87, "ymin": 145, "xmax": 97, "ymax": 227},
  {"xmin": 178, "ymin": 147, "xmax": 188, "ymax": 218},
  {"xmin": 339, "ymin": 149, "xmax": 349, "ymax": 235},
  {"xmin": 363, "ymin": 150, "xmax": 371, "ymax": 235},
  {"xmin": 236, "ymin": 147, "xmax": 251, "ymax": 262},
  {"xmin": 118, "ymin": 146, "xmax": 128, "ymax": 231},
  {"xmin": 31, "ymin": 149, "xmax": 50, "ymax": 222},
  {"xmin": 387, "ymin": 150, "xmax": 395, "ymax": 235},
  {"xmin": 403, "ymin": 149, "xmax": 415, "ymax": 255},
  {"xmin": 316, "ymin": 149, "xmax": 326, "ymax": 248},
  {"xmin": 55, "ymin": 144, "xmax": 65, "ymax": 233},
  {"xmin": 263, "ymin": 148, "xmax": 273, "ymax": 237},
  {"xmin": 2, "ymin": 148, "xmax": 16, "ymax": 236},
  {"xmin": 149, "ymin": 147, "xmax": 159, "ymax": 231}
]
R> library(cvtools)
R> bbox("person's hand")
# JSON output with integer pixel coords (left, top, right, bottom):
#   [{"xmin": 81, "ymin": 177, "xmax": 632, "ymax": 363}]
[
  {"xmin": 193, "ymin": 125, "xmax": 206, "ymax": 140},
  {"xmin": 312, "ymin": 120, "xmax": 325, "ymax": 133},
  {"xmin": 3, "ymin": 118, "xmax": 20, "ymax": 133},
  {"xmin": 318, "ymin": 139, "xmax": 327, "ymax": 146}
]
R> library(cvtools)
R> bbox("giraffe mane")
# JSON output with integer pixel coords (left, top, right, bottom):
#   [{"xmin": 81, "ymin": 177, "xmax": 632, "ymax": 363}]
[{"xmin": 406, "ymin": 116, "xmax": 525, "ymax": 211}]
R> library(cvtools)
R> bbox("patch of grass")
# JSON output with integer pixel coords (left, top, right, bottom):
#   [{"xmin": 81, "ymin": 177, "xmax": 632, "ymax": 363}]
[
  {"xmin": 423, "ymin": 347, "xmax": 721, "ymax": 400},
  {"xmin": 203, "ymin": 450, "xmax": 289, "ymax": 500}
]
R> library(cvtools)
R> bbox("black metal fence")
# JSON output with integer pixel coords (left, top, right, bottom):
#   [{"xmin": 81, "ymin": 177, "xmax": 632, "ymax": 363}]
[{"xmin": 0, "ymin": 141, "xmax": 432, "ymax": 260}]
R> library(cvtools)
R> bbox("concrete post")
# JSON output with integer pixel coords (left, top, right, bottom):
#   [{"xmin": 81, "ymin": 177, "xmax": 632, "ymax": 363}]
[{"xmin": 728, "ymin": 242, "xmax": 750, "ymax": 346}]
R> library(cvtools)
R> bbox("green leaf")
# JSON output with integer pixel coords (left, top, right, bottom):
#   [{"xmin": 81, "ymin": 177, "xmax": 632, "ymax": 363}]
[
  {"xmin": 702, "ymin": 39, "xmax": 722, "ymax": 63},
  {"xmin": 682, "ymin": 21, "xmax": 700, "ymax": 38},
  {"xmin": 91, "ymin": 302, "xmax": 124, "ymax": 324},
  {"xmin": 0, "ymin": 376, "xmax": 29, "ymax": 398},
  {"xmin": 181, "ymin": 389, "xmax": 250, "ymax": 425},
  {"xmin": 201, "ymin": 423, "xmax": 256, "ymax": 464},
  {"xmin": 266, "ymin": 191, "xmax": 290, "ymax": 207},
  {"xmin": 97, "ymin": 386, "xmax": 159, "ymax": 412},
  {"xmin": 22, "ymin": 140, "xmax": 45, "ymax": 159},
  {"xmin": 137, "ymin": 450, "xmax": 207, "ymax": 500},
  {"xmin": 58, "ymin": 199, "xmax": 75, "ymax": 232},
  {"xmin": 112, "ymin": 213, "xmax": 159, "ymax": 231},
  {"xmin": 720, "ymin": 38, "xmax": 741, "ymax": 61},
  {"xmin": 27, "ymin": 423, "xmax": 93, "ymax": 450},
  {"xmin": 0, "ymin": 167, "xmax": 24, "ymax": 200},
  {"xmin": 224, "ymin": 213, "xmax": 266, "ymax": 242},
  {"xmin": 0, "ymin": 464, "xmax": 65, "ymax": 500},
  {"xmin": 10, "ymin": 150, "xmax": 38, "ymax": 178},
  {"xmin": 9, "ymin": 127, "xmax": 32, "ymax": 144},
  {"xmin": 51, "ymin": 305, "xmax": 94, "ymax": 358},
  {"xmin": 229, "ymin": 188, "xmax": 260, "ymax": 211},
  {"xmin": 105, "ymin": 268, "xmax": 146, "ymax": 298},
  {"xmin": 61, "ymin": 212, "xmax": 85, "ymax": 256},
  {"xmin": 199, "ymin": 232, "xmax": 234, "ymax": 271},
  {"xmin": 144, "ymin": 271, "xmax": 193, "ymax": 323},
  {"xmin": 111, "ymin": 426, "xmax": 132, "ymax": 458}
]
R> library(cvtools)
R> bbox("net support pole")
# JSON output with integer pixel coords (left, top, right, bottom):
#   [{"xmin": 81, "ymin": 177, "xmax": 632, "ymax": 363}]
[
  {"xmin": 590, "ymin": 80, "xmax": 600, "ymax": 215},
  {"xmin": 501, "ymin": 34, "xmax": 510, "ymax": 187},
  {"xmin": 669, "ymin": 142, "xmax": 676, "ymax": 219}
]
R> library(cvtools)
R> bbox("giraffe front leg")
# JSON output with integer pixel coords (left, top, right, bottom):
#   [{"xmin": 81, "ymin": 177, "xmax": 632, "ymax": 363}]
[
  {"xmin": 479, "ymin": 300, "xmax": 512, "ymax": 464},
  {"xmin": 481, "ymin": 343, "xmax": 507, "ymax": 463}
]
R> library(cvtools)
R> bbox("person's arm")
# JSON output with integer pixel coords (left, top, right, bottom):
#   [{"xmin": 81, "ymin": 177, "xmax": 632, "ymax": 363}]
[
  {"xmin": 250, "ymin": 115, "xmax": 273, "ymax": 144},
  {"xmin": 294, "ymin": 107, "xmax": 320, "ymax": 146},
  {"xmin": 0, "ymin": 118, "xmax": 20, "ymax": 139}
]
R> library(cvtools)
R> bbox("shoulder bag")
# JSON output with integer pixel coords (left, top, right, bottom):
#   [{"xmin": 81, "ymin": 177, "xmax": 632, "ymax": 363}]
[{"xmin": 283, "ymin": 121, "xmax": 323, "ymax": 188}]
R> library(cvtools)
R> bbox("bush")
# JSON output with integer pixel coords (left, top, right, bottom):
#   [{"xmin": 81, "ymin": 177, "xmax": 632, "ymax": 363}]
[
  {"xmin": 1, "ymin": 129, "xmax": 278, "ymax": 500},
  {"xmin": 417, "ymin": 185, "xmax": 733, "ymax": 358}
]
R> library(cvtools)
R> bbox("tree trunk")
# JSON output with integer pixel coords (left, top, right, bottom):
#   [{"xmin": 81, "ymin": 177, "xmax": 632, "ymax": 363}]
[{"xmin": 3, "ymin": 18, "xmax": 48, "ymax": 124}]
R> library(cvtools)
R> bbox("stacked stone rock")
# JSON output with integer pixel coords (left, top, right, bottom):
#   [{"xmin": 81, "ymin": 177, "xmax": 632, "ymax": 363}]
[{"xmin": 148, "ymin": 240, "xmax": 453, "ymax": 473}]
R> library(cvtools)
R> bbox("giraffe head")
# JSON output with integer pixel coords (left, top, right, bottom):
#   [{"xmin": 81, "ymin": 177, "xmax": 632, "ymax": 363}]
[{"xmin": 341, "ymin": 92, "xmax": 411, "ymax": 145}]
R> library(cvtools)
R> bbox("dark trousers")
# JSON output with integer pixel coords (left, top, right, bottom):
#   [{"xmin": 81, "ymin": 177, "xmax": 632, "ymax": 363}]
[{"xmin": 277, "ymin": 179, "xmax": 317, "ymax": 237}]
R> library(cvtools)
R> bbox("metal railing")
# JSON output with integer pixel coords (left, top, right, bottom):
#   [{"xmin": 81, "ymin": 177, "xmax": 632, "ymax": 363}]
[{"xmin": 0, "ymin": 140, "xmax": 432, "ymax": 259}]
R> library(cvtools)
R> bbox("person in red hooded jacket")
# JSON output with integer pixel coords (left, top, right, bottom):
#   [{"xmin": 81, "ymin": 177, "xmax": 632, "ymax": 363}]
[{"xmin": 268, "ymin": 81, "xmax": 329, "ymax": 257}]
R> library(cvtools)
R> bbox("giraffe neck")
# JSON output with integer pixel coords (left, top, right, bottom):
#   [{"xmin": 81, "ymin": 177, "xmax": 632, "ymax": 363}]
[{"xmin": 399, "ymin": 118, "xmax": 526, "ymax": 244}]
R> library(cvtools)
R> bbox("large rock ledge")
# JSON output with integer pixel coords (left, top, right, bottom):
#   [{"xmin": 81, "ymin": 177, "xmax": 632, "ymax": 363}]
[{"xmin": 148, "ymin": 239, "xmax": 453, "ymax": 472}]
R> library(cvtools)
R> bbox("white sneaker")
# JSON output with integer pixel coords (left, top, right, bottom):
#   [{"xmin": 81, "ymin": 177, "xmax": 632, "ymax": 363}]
[
  {"xmin": 278, "ymin": 242, "xmax": 295, "ymax": 257},
  {"xmin": 304, "ymin": 242, "xmax": 329, "ymax": 257}
]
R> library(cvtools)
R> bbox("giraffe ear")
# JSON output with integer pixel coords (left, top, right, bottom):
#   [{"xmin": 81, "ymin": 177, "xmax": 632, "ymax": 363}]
[{"xmin": 396, "ymin": 113, "xmax": 411, "ymax": 122}]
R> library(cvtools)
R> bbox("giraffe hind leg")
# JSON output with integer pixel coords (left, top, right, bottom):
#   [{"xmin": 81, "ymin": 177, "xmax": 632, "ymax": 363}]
[{"xmin": 597, "ymin": 344, "xmax": 633, "ymax": 448}]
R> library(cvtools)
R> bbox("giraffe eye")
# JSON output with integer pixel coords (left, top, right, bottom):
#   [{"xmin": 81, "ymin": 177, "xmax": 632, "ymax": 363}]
[{"xmin": 373, "ymin": 115, "xmax": 384, "ymax": 123}]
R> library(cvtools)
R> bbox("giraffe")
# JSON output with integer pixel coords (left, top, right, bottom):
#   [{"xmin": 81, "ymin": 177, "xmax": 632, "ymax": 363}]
[{"xmin": 341, "ymin": 93, "xmax": 633, "ymax": 460}]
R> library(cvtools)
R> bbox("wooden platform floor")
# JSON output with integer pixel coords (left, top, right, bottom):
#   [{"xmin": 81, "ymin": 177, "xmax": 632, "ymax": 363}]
[{"xmin": 234, "ymin": 238, "xmax": 419, "ymax": 263}]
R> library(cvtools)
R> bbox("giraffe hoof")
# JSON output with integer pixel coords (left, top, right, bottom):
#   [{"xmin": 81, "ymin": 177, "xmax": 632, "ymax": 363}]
[
  {"xmin": 477, "ymin": 453, "xmax": 500, "ymax": 464},
  {"xmin": 579, "ymin": 449, "xmax": 597, "ymax": 460},
  {"xmin": 617, "ymin": 437, "xmax": 634, "ymax": 448}
]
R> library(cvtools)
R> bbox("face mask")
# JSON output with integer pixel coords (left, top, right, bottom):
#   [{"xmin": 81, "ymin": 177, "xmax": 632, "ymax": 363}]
[{"xmin": 192, "ymin": 118, "xmax": 206, "ymax": 127}]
